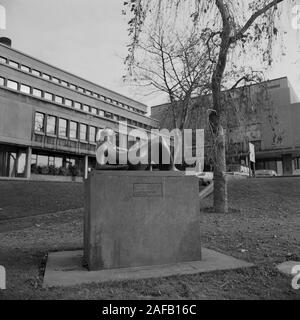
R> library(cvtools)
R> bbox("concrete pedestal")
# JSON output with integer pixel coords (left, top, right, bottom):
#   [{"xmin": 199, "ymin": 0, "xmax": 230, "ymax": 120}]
[{"xmin": 84, "ymin": 171, "xmax": 201, "ymax": 271}]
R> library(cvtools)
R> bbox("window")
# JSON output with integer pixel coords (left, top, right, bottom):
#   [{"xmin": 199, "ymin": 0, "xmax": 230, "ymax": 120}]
[
  {"xmin": 49, "ymin": 156, "xmax": 55, "ymax": 166},
  {"xmin": 70, "ymin": 121, "xmax": 78, "ymax": 139},
  {"xmin": 46, "ymin": 115, "xmax": 57, "ymax": 135},
  {"xmin": 66, "ymin": 157, "xmax": 76, "ymax": 167},
  {"xmin": 34, "ymin": 112, "xmax": 45, "ymax": 133},
  {"xmin": 69, "ymin": 84, "xmax": 76, "ymax": 90},
  {"xmin": 37, "ymin": 155, "xmax": 48, "ymax": 167},
  {"xmin": 91, "ymin": 107, "xmax": 97, "ymax": 115},
  {"xmin": 83, "ymin": 105, "xmax": 90, "ymax": 112},
  {"xmin": 9, "ymin": 60, "xmax": 19, "ymax": 68},
  {"xmin": 55, "ymin": 157, "xmax": 63, "ymax": 168},
  {"xmin": 7, "ymin": 79, "xmax": 18, "ymax": 90},
  {"xmin": 93, "ymin": 92, "xmax": 99, "ymax": 98},
  {"xmin": 294, "ymin": 158, "xmax": 300, "ymax": 170},
  {"xmin": 89, "ymin": 126, "xmax": 96, "ymax": 143},
  {"xmin": 20, "ymin": 84, "xmax": 31, "ymax": 94},
  {"xmin": 0, "ymin": 77, "xmax": 4, "ymax": 86},
  {"xmin": 32, "ymin": 69, "xmax": 41, "ymax": 77},
  {"xmin": 61, "ymin": 80, "xmax": 68, "ymax": 87},
  {"xmin": 42, "ymin": 73, "xmax": 51, "ymax": 80},
  {"xmin": 44, "ymin": 92, "xmax": 53, "ymax": 101},
  {"xmin": 0, "ymin": 56, "xmax": 6, "ymax": 64},
  {"xmin": 52, "ymin": 77, "xmax": 60, "ymax": 83},
  {"xmin": 21, "ymin": 65, "xmax": 30, "ymax": 72},
  {"xmin": 78, "ymin": 87, "xmax": 84, "ymax": 93},
  {"xmin": 85, "ymin": 90, "xmax": 92, "ymax": 96},
  {"xmin": 98, "ymin": 110, "xmax": 104, "ymax": 117},
  {"xmin": 113, "ymin": 115, "xmax": 119, "ymax": 121},
  {"xmin": 74, "ymin": 102, "xmax": 81, "ymax": 110},
  {"xmin": 31, "ymin": 154, "xmax": 38, "ymax": 166},
  {"xmin": 65, "ymin": 99, "xmax": 72, "ymax": 107},
  {"xmin": 55, "ymin": 95, "xmax": 63, "ymax": 104},
  {"xmin": 58, "ymin": 118, "xmax": 68, "ymax": 137},
  {"xmin": 32, "ymin": 88, "xmax": 42, "ymax": 98},
  {"xmin": 105, "ymin": 112, "xmax": 112, "ymax": 119},
  {"xmin": 80, "ymin": 124, "xmax": 87, "ymax": 141}
]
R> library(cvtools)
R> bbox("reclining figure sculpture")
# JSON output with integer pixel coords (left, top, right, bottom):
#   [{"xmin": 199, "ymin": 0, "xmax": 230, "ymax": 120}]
[{"xmin": 95, "ymin": 128, "xmax": 177, "ymax": 171}]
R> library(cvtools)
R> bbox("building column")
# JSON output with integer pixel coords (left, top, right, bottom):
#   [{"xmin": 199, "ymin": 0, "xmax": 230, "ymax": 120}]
[
  {"xmin": 282, "ymin": 154, "xmax": 293, "ymax": 176},
  {"xmin": 84, "ymin": 155, "xmax": 89, "ymax": 179},
  {"xmin": 25, "ymin": 147, "xmax": 32, "ymax": 179}
]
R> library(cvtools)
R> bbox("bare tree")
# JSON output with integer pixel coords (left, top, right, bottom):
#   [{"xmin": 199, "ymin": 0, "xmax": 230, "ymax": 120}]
[
  {"xmin": 124, "ymin": 0, "xmax": 294, "ymax": 213},
  {"xmin": 125, "ymin": 27, "xmax": 212, "ymax": 130}
]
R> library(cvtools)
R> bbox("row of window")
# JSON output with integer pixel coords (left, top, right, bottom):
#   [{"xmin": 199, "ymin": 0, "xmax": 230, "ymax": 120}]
[
  {"xmin": 34, "ymin": 112, "xmax": 143, "ymax": 147},
  {"xmin": 35, "ymin": 112, "xmax": 98, "ymax": 142},
  {"xmin": 0, "ymin": 76, "xmax": 153, "ymax": 130},
  {"xmin": 0, "ymin": 55, "xmax": 146, "ymax": 115},
  {"xmin": 31, "ymin": 154, "xmax": 77, "ymax": 169},
  {"xmin": 294, "ymin": 157, "xmax": 300, "ymax": 170}
]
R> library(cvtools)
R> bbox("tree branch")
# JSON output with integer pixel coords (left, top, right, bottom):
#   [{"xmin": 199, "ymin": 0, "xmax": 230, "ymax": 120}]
[{"xmin": 230, "ymin": 0, "xmax": 285, "ymax": 43}]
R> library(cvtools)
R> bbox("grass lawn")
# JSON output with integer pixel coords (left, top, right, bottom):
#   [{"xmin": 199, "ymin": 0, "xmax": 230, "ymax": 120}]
[
  {"xmin": 0, "ymin": 180, "xmax": 83, "ymax": 220},
  {"xmin": 0, "ymin": 178, "xmax": 299, "ymax": 300}
]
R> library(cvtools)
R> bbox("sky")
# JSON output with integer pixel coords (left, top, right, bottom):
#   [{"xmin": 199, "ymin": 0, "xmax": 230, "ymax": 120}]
[{"xmin": 0, "ymin": 0, "xmax": 299, "ymax": 107}]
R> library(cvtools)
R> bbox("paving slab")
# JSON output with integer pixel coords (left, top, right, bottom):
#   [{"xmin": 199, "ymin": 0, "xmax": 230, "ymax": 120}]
[{"xmin": 43, "ymin": 248, "xmax": 254, "ymax": 288}]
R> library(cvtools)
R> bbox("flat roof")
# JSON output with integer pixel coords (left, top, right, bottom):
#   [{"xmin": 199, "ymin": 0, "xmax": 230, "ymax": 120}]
[
  {"xmin": 0, "ymin": 43, "xmax": 148, "ymax": 109},
  {"xmin": 151, "ymin": 76, "xmax": 289, "ymax": 109}
]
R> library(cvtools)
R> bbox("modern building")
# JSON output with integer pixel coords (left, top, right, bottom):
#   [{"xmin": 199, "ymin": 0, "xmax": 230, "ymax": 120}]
[
  {"xmin": 0, "ymin": 38, "xmax": 159, "ymax": 181},
  {"xmin": 151, "ymin": 77, "xmax": 300, "ymax": 176}
]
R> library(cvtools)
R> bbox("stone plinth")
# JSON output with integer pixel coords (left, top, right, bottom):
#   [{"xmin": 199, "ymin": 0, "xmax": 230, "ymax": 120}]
[{"xmin": 84, "ymin": 171, "xmax": 201, "ymax": 271}]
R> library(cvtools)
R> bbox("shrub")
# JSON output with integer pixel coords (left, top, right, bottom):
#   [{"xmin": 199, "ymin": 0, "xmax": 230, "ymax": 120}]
[
  {"xmin": 59, "ymin": 166, "xmax": 68, "ymax": 176},
  {"xmin": 31, "ymin": 164, "xmax": 39, "ymax": 174},
  {"xmin": 69, "ymin": 165, "xmax": 81, "ymax": 177},
  {"xmin": 40, "ymin": 166, "xmax": 49, "ymax": 175}
]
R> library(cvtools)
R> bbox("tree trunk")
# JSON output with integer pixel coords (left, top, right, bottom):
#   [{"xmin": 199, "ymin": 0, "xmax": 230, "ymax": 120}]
[
  {"xmin": 213, "ymin": 122, "xmax": 228, "ymax": 213},
  {"xmin": 209, "ymin": 0, "xmax": 231, "ymax": 214},
  {"xmin": 209, "ymin": 110, "xmax": 228, "ymax": 213}
]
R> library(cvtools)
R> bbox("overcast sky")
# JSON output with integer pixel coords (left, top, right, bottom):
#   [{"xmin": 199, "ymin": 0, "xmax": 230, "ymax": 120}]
[{"xmin": 0, "ymin": 0, "xmax": 299, "ymax": 107}]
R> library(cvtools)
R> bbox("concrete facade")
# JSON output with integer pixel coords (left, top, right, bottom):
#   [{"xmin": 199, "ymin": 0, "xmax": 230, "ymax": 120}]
[
  {"xmin": 0, "ymin": 42, "xmax": 159, "ymax": 180},
  {"xmin": 84, "ymin": 171, "xmax": 201, "ymax": 270},
  {"xmin": 151, "ymin": 77, "xmax": 300, "ymax": 176}
]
